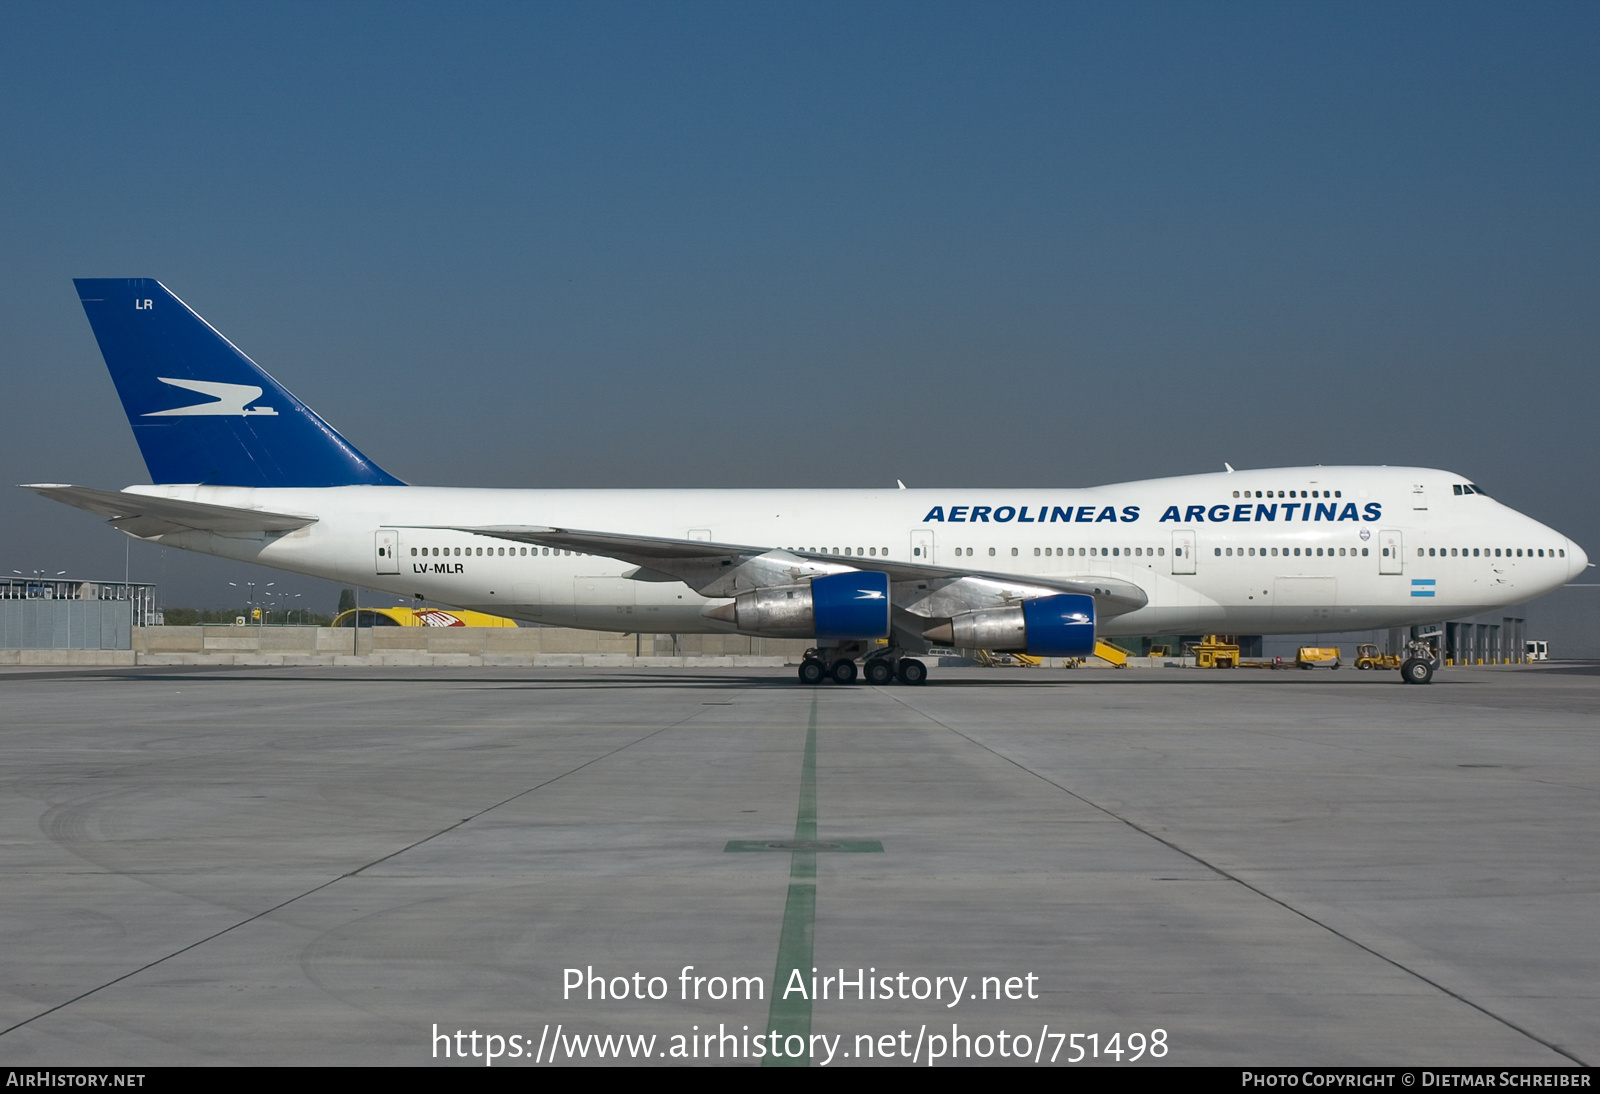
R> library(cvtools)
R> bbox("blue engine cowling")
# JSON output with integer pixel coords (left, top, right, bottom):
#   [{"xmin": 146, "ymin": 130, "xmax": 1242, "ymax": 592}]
[
  {"xmin": 714, "ymin": 570, "xmax": 891, "ymax": 640},
  {"xmin": 812, "ymin": 571, "xmax": 891, "ymax": 640},
  {"xmin": 1019, "ymin": 594, "xmax": 1096, "ymax": 657},
  {"xmin": 929, "ymin": 593, "xmax": 1096, "ymax": 656}
]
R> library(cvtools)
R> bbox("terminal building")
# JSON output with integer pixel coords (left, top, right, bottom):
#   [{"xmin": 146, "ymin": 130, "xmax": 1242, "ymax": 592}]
[{"xmin": 1129, "ymin": 609, "xmax": 1530, "ymax": 666}]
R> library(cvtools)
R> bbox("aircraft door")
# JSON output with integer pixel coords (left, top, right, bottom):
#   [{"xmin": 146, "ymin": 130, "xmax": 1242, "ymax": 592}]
[
  {"xmin": 374, "ymin": 529, "xmax": 400, "ymax": 574},
  {"xmin": 910, "ymin": 528, "xmax": 936, "ymax": 564},
  {"xmin": 1171, "ymin": 530, "xmax": 1196, "ymax": 574},
  {"xmin": 1379, "ymin": 530, "xmax": 1403, "ymax": 575}
]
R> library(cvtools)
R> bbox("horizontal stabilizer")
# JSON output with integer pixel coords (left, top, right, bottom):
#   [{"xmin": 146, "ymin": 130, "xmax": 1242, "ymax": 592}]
[{"xmin": 23, "ymin": 484, "xmax": 317, "ymax": 539}]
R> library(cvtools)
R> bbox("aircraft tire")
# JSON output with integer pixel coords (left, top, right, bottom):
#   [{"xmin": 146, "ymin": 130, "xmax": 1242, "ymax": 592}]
[
  {"xmin": 798, "ymin": 660, "xmax": 825, "ymax": 686},
  {"xmin": 896, "ymin": 658, "xmax": 928, "ymax": 685},
  {"xmin": 830, "ymin": 659, "xmax": 858, "ymax": 685},
  {"xmin": 1400, "ymin": 657, "xmax": 1435, "ymax": 685},
  {"xmin": 864, "ymin": 659, "xmax": 895, "ymax": 685}
]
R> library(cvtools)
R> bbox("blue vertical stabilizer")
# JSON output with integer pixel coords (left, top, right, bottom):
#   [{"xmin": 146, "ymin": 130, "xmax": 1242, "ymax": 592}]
[{"xmin": 74, "ymin": 278, "xmax": 403, "ymax": 487}]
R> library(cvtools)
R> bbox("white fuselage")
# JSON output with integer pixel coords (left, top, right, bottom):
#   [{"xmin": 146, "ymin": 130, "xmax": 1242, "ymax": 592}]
[{"xmin": 127, "ymin": 466, "xmax": 1585, "ymax": 637}]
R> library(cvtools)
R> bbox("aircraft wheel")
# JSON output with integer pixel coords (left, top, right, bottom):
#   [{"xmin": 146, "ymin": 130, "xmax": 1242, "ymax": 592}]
[
  {"xmin": 830, "ymin": 659, "xmax": 858, "ymax": 685},
  {"xmin": 864, "ymin": 659, "xmax": 895, "ymax": 685},
  {"xmin": 896, "ymin": 658, "xmax": 928, "ymax": 685},
  {"xmin": 1400, "ymin": 657, "xmax": 1435, "ymax": 685},
  {"xmin": 798, "ymin": 660, "xmax": 825, "ymax": 686}
]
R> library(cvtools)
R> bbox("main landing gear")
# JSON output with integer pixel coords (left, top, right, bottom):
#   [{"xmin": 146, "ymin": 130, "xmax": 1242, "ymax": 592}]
[{"xmin": 797, "ymin": 650, "xmax": 927, "ymax": 686}]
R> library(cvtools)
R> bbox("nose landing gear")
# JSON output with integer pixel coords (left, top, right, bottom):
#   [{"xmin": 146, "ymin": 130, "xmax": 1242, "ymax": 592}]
[{"xmin": 1400, "ymin": 657, "xmax": 1435, "ymax": 685}]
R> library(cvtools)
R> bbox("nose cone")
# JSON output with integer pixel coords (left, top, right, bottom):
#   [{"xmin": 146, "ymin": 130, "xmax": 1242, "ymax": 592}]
[{"xmin": 1569, "ymin": 539, "xmax": 1590, "ymax": 581}]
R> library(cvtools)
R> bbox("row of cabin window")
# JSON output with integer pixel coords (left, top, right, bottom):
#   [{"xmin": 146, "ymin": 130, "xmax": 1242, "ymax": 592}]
[
  {"xmin": 411, "ymin": 547, "xmax": 585, "ymax": 557},
  {"xmin": 1232, "ymin": 489, "xmax": 1341, "ymax": 499},
  {"xmin": 1417, "ymin": 547, "xmax": 1563, "ymax": 558},
  {"xmin": 1217, "ymin": 547, "xmax": 1369, "ymax": 557},
  {"xmin": 950, "ymin": 546, "xmax": 1166, "ymax": 558},
  {"xmin": 789, "ymin": 548, "xmax": 891, "ymax": 556}
]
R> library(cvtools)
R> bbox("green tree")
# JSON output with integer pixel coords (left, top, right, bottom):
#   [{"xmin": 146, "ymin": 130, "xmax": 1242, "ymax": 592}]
[{"xmin": 337, "ymin": 588, "xmax": 356, "ymax": 615}]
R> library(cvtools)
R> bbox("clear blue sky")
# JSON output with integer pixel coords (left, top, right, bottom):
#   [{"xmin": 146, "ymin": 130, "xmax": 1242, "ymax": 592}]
[{"xmin": 2, "ymin": 2, "xmax": 1596, "ymax": 619}]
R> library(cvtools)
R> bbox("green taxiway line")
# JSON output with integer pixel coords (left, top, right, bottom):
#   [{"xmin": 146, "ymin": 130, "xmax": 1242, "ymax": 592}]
[{"xmin": 762, "ymin": 692, "xmax": 819, "ymax": 1067}]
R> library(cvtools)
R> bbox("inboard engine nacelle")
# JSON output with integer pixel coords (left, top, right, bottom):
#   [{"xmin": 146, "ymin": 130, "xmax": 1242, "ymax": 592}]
[
  {"xmin": 706, "ymin": 571, "xmax": 891, "ymax": 640},
  {"xmin": 922, "ymin": 594, "xmax": 1096, "ymax": 657}
]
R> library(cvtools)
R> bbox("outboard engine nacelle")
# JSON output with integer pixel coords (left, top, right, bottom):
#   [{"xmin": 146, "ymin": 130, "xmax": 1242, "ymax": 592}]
[
  {"xmin": 924, "ymin": 593, "xmax": 1096, "ymax": 657},
  {"xmin": 708, "ymin": 571, "xmax": 891, "ymax": 640}
]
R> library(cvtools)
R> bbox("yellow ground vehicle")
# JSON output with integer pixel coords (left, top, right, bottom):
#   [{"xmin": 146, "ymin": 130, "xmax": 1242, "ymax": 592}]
[
  {"xmin": 1093, "ymin": 640, "xmax": 1131, "ymax": 667},
  {"xmin": 332, "ymin": 606, "xmax": 518, "ymax": 628},
  {"xmin": 1189, "ymin": 635, "xmax": 1240, "ymax": 668},
  {"xmin": 1297, "ymin": 646, "xmax": 1341, "ymax": 669},
  {"xmin": 1354, "ymin": 643, "xmax": 1402, "ymax": 670},
  {"xmin": 973, "ymin": 650, "xmax": 1041, "ymax": 667}
]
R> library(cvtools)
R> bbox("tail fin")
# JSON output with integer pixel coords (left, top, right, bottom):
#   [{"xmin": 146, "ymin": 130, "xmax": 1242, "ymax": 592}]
[{"xmin": 73, "ymin": 278, "xmax": 403, "ymax": 487}]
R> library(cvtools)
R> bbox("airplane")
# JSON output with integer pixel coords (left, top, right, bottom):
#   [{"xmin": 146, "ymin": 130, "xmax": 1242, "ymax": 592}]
[{"xmin": 26, "ymin": 278, "xmax": 1589, "ymax": 686}]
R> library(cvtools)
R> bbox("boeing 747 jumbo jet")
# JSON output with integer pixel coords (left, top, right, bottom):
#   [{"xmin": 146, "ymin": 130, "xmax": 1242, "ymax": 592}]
[{"xmin": 28, "ymin": 279, "xmax": 1589, "ymax": 685}]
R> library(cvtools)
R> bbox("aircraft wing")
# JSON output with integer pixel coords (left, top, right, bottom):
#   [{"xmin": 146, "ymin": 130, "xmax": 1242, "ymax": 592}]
[
  {"xmin": 438, "ymin": 524, "xmax": 1149, "ymax": 617},
  {"xmin": 23, "ymin": 484, "xmax": 318, "ymax": 538}
]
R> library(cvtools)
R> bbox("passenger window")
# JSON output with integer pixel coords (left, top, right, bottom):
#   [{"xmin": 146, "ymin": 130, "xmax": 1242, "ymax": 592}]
[
  {"xmin": 1034, "ymin": 548, "xmax": 1041, "ymax": 556},
  {"xmin": 988, "ymin": 547, "xmax": 996, "ymax": 556},
  {"xmin": 1215, "ymin": 548, "xmax": 1222, "ymax": 556},
  {"xmin": 1158, "ymin": 548, "xmax": 1164, "ymax": 556}
]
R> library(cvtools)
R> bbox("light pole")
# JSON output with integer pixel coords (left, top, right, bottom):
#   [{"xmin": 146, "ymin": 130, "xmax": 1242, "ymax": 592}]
[{"xmin": 228, "ymin": 581, "xmax": 274, "ymax": 625}]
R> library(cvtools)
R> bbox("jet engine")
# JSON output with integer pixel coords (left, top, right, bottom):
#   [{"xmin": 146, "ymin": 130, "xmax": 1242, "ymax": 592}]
[
  {"xmin": 706, "ymin": 571, "xmax": 891, "ymax": 640},
  {"xmin": 922, "ymin": 593, "xmax": 1096, "ymax": 657}
]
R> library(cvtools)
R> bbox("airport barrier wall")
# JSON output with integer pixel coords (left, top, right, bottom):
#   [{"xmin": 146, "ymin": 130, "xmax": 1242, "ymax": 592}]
[
  {"xmin": 0, "ymin": 626, "xmax": 816, "ymax": 667},
  {"xmin": 0, "ymin": 600, "xmax": 131, "ymax": 651}
]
